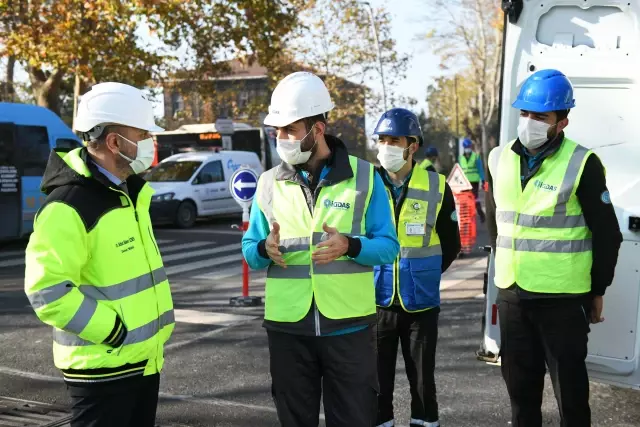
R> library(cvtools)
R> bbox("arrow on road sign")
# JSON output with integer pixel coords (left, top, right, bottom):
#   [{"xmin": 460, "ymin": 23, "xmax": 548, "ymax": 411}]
[
  {"xmin": 233, "ymin": 180, "xmax": 257, "ymax": 191},
  {"xmin": 230, "ymin": 168, "xmax": 258, "ymax": 206}
]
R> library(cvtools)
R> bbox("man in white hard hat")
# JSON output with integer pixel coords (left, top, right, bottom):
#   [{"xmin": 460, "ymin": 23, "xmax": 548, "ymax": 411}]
[
  {"xmin": 242, "ymin": 71, "xmax": 400, "ymax": 426},
  {"xmin": 24, "ymin": 82, "xmax": 174, "ymax": 427}
]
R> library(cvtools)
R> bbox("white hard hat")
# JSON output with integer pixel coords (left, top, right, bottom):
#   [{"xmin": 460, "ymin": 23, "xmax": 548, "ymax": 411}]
[
  {"xmin": 74, "ymin": 82, "xmax": 164, "ymax": 134},
  {"xmin": 263, "ymin": 72, "xmax": 335, "ymax": 128}
]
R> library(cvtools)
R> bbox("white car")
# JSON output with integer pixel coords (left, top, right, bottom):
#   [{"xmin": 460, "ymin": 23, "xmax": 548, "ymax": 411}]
[{"xmin": 145, "ymin": 151, "xmax": 263, "ymax": 228}]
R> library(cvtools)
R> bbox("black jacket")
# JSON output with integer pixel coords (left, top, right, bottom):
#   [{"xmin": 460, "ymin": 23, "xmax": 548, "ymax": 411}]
[{"xmin": 485, "ymin": 135, "xmax": 623, "ymax": 298}]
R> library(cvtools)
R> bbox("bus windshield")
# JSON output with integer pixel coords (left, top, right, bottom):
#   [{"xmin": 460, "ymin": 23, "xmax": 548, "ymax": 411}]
[{"xmin": 144, "ymin": 161, "xmax": 202, "ymax": 182}]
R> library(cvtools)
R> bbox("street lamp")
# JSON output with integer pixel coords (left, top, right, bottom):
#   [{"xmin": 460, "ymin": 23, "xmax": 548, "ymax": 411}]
[{"xmin": 359, "ymin": 1, "xmax": 388, "ymax": 111}]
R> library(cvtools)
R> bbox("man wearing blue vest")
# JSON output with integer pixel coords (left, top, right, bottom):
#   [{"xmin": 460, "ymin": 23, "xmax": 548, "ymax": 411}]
[
  {"xmin": 460, "ymin": 138, "xmax": 486, "ymax": 222},
  {"xmin": 242, "ymin": 72, "xmax": 399, "ymax": 427},
  {"xmin": 486, "ymin": 69, "xmax": 622, "ymax": 426},
  {"xmin": 373, "ymin": 108, "xmax": 461, "ymax": 427}
]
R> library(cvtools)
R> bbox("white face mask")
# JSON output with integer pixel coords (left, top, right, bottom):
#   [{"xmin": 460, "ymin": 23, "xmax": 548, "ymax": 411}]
[
  {"xmin": 377, "ymin": 144, "xmax": 408, "ymax": 173},
  {"xmin": 518, "ymin": 117, "xmax": 556, "ymax": 150},
  {"xmin": 118, "ymin": 135, "xmax": 155, "ymax": 174},
  {"xmin": 276, "ymin": 126, "xmax": 316, "ymax": 165}
]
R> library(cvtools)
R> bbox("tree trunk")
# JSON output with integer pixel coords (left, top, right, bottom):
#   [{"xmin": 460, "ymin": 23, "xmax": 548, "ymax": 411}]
[
  {"xmin": 29, "ymin": 67, "xmax": 64, "ymax": 116},
  {"xmin": 4, "ymin": 56, "xmax": 16, "ymax": 101}
]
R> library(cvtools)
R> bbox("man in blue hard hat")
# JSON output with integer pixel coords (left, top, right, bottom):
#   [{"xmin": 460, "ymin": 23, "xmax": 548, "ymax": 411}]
[
  {"xmin": 459, "ymin": 138, "xmax": 486, "ymax": 222},
  {"xmin": 486, "ymin": 69, "xmax": 622, "ymax": 426},
  {"xmin": 420, "ymin": 146, "xmax": 439, "ymax": 172},
  {"xmin": 373, "ymin": 108, "xmax": 461, "ymax": 427}
]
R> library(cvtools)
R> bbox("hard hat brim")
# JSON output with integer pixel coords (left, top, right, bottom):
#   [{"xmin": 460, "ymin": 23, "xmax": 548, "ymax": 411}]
[
  {"xmin": 264, "ymin": 113, "xmax": 303, "ymax": 128},
  {"xmin": 512, "ymin": 98, "xmax": 575, "ymax": 113}
]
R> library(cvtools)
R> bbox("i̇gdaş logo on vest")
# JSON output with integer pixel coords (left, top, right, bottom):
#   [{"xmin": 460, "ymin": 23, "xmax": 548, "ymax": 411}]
[
  {"xmin": 533, "ymin": 179, "xmax": 558, "ymax": 192},
  {"xmin": 323, "ymin": 198, "xmax": 351, "ymax": 210}
]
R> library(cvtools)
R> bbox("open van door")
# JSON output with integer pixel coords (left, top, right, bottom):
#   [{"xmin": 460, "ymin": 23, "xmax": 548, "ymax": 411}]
[{"xmin": 490, "ymin": 0, "xmax": 640, "ymax": 389}]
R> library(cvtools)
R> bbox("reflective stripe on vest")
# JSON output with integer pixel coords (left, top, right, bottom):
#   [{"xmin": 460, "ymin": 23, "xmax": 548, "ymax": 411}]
[
  {"xmin": 488, "ymin": 138, "xmax": 593, "ymax": 294},
  {"xmin": 460, "ymin": 152, "xmax": 480, "ymax": 182},
  {"xmin": 257, "ymin": 156, "xmax": 375, "ymax": 323},
  {"xmin": 375, "ymin": 167, "xmax": 445, "ymax": 312}
]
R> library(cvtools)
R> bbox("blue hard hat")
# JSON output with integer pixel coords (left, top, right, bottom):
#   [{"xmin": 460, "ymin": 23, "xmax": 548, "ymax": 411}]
[
  {"xmin": 512, "ymin": 69, "xmax": 575, "ymax": 113},
  {"xmin": 425, "ymin": 146, "xmax": 438, "ymax": 157},
  {"xmin": 373, "ymin": 108, "xmax": 424, "ymax": 146},
  {"xmin": 462, "ymin": 138, "xmax": 472, "ymax": 148}
]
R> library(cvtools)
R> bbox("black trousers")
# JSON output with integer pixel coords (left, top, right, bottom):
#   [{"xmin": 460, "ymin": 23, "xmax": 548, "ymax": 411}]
[
  {"xmin": 499, "ymin": 297, "xmax": 592, "ymax": 427},
  {"xmin": 470, "ymin": 182, "xmax": 486, "ymax": 222},
  {"xmin": 67, "ymin": 373, "xmax": 160, "ymax": 427},
  {"xmin": 376, "ymin": 306, "xmax": 440, "ymax": 426},
  {"xmin": 268, "ymin": 327, "xmax": 378, "ymax": 427}
]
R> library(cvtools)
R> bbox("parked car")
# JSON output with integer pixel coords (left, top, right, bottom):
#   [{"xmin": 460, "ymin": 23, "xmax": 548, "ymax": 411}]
[{"xmin": 144, "ymin": 151, "xmax": 263, "ymax": 228}]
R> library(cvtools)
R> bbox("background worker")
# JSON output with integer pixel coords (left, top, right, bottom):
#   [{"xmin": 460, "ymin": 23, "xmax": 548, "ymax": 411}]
[
  {"xmin": 486, "ymin": 69, "xmax": 623, "ymax": 427},
  {"xmin": 460, "ymin": 138, "xmax": 486, "ymax": 222},
  {"xmin": 24, "ymin": 82, "xmax": 175, "ymax": 427},
  {"xmin": 242, "ymin": 71, "xmax": 399, "ymax": 427},
  {"xmin": 420, "ymin": 146, "xmax": 439, "ymax": 172},
  {"xmin": 373, "ymin": 108, "xmax": 461, "ymax": 427}
]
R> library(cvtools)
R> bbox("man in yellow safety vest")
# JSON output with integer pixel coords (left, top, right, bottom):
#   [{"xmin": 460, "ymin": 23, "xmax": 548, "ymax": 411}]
[
  {"xmin": 373, "ymin": 108, "xmax": 460, "ymax": 427},
  {"xmin": 459, "ymin": 138, "xmax": 486, "ymax": 222},
  {"xmin": 242, "ymin": 71, "xmax": 400, "ymax": 427},
  {"xmin": 24, "ymin": 82, "xmax": 174, "ymax": 426},
  {"xmin": 486, "ymin": 69, "xmax": 623, "ymax": 427}
]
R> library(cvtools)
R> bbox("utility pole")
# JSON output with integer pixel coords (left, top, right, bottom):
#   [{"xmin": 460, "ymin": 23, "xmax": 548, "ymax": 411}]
[
  {"xmin": 361, "ymin": 1, "xmax": 388, "ymax": 111},
  {"xmin": 454, "ymin": 74, "xmax": 459, "ymax": 137}
]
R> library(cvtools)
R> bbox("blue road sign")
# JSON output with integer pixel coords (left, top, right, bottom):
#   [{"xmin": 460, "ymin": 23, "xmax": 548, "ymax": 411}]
[{"xmin": 230, "ymin": 168, "xmax": 258, "ymax": 204}]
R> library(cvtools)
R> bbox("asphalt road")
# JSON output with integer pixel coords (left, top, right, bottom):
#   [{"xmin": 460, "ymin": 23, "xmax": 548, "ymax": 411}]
[{"xmin": 1, "ymin": 216, "xmax": 639, "ymax": 427}]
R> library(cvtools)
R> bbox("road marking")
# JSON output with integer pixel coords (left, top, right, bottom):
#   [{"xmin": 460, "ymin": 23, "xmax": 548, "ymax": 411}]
[
  {"xmin": 192, "ymin": 266, "xmax": 243, "ymax": 280},
  {"xmin": 159, "ymin": 228, "xmax": 243, "ymax": 236},
  {"xmin": 160, "ymin": 241, "xmax": 213, "ymax": 253},
  {"xmin": 0, "ymin": 366, "xmax": 63, "ymax": 383},
  {"xmin": 156, "ymin": 239, "xmax": 174, "ymax": 244},
  {"xmin": 440, "ymin": 258, "xmax": 486, "ymax": 290},
  {"xmin": 0, "ymin": 257, "xmax": 24, "ymax": 268},
  {"xmin": 165, "ymin": 253, "xmax": 244, "ymax": 276},
  {"xmin": 162, "ymin": 243, "xmax": 242, "ymax": 263},
  {"xmin": 174, "ymin": 309, "xmax": 256, "ymax": 326},
  {"xmin": 0, "ymin": 250, "xmax": 25, "ymax": 258}
]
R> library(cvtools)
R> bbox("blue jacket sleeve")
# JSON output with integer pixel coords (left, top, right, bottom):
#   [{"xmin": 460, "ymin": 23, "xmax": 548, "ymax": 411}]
[
  {"xmin": 241, "ymin": 197, "xmax": 272, "ymax": 270},
  {"xmin": 477, "ymin": 156, "xmax": 485, "ymax": 182},
  {"xmin": 352, "ymin": 171, "xmax": 400, "ymax": 266}
]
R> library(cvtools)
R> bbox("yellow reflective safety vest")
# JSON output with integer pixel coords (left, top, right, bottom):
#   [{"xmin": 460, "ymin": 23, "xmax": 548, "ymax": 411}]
[
  {"xmin": 256, "ymin": 156, "xmax": 375, "ymax": 322},
  {"xmin": 488, "ymin": 138, "xmax": 593, "ymax": 294},
  {"xmin": 460, "ymin": 152, "xmax": 480, "ymax": 182},
  {"xmin": 419, "ymin": 159, "xmax": 433, "ymax": 170},
  {"xmin": 375, "ymin": 167, "xmax": 445, "ymax": 311},
  {"xmin": 24, "ymin": 148, "xmax": 174, "ymax": 384}
]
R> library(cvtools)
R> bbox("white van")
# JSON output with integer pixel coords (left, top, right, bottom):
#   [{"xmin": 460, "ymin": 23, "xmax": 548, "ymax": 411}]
[
  {"xmin": 145, "ymin": 151, "xmax": 263, "ymax": 228},
  {"xmin": 482, "ymin": 0, "xmax": 640, "ymax": 390}
]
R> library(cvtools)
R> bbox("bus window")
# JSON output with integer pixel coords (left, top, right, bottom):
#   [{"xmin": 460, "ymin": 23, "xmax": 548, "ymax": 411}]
[
  {"xmin": 16, "ymin": 125, "xmax": 50, "ymax": 176},
  {"xmin": 56, "ymin": 138, "xmax": 82, "ymax": 152}
]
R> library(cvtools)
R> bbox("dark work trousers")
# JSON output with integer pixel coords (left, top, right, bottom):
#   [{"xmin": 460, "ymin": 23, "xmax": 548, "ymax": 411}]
[
  {"xmin": 267, "ymin": 327, "xmax": 379, "ymax": 427},
  {"xmin": 376, "ymin": 306, "xmax": 440, "ymax": 426},
  {"xmin": 67, "ymin": 373, "xmax": 160, "ymax": 427},
  {"xmin": 499, "ymin": 297, "xmax": 592, "ymax": 427},
  {"xmin": 470, "ymin": 182, "xmax": 486, "ymax": 222}
]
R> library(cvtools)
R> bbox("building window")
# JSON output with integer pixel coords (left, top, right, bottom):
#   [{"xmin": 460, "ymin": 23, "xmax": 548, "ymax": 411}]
[{"xmin": 171, "ymin": 92, "xmax": 184, "ymax": 116}]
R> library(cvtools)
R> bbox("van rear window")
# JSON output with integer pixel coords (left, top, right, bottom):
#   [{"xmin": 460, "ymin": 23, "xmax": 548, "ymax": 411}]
[{"xmin": 144, "ymin": 161, "xmax": 202, "ymax": 182}]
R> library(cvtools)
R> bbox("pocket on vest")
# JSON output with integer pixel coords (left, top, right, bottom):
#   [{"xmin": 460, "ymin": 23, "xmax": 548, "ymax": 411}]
[
  {"xmin": 403, "ymin": 257, "xmax": 441, "ymax": 308},
  {"xmin": 374, "ymin": 264, "xmax": 394, "ymax": 304}
]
